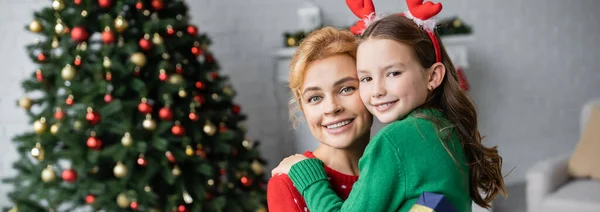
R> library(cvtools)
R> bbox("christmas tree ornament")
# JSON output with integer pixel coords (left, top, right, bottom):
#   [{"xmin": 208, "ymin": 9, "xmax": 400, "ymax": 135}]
[
  {"xmin": 191, "ymin": 47, "xmax": 203, "ymax": 56},
  {"xmin": 121, "ymin": 132, "xmax": 133, "ymax": 147},
  {"xmin": 102, "ymin": 27, "xmax": 115, "ymax": 44},
  {"xmin": 130, "ymin": 202, "xmax": 139, "ymax": 210},
  {"xmin": 162, "ymin": 53, "xmax": 170, "ymax": 60},
  {"xmin": 166, "ymin": 25, "xmax": 174, "ymax": 35},
  {"xmin": 143, "ymin": 114, "xmax": 157, "ymax": 130},
  {"xmin": 195, "ymin": 81, "xmax": 205, "ymax": 90},
  {"xmin": 31, "ymin": 142, "xmax": 45, "ymax": 161},
  {"xmin": 159, "ymin": 107, "xmax": 172, "ymax": 120},
  {"xmin": 251, "ymin": 160, "xmax": 264, "ymax": 175},
  {"xmin": 171, "ymin": 121, "xmax": 185, "ymax": 136},
  {"xmin": 74, "ymin": 55, "xmax": 82, "ymax": 66},
  {"xmin": 104, "ymin": 93, "xmax": 113, "ymax": 103},
  {"xmin": 242, "ymin": 139, "xmax": 253, "ymax": 150},
  {"xmin": 178, "ymin": 88, "xmax": 187, "ymax": 98},
  {"xmin": 241, "ymin": 176, "xmax": 252, "ymax": 187},
  {"xmin": 139, "ymin": 36, "xmax": 152, "ymax": 50},
  {"xmin": 37, "ymin": 53, "xmax": 46, "ymax": 62},
  {"xmin": 136, "ymin": 1, "xmax": 143, "ymax": 10},
  {"xmin": 232, "ymin": 104, "xmax": 241, "ymax": 114},
  {"xmin": 138, "ymin": 98, "xmax": 152, "ymax": 114},
  {"xmin": 203, "ymin": 120, "xmax": 216, "ymax": 136},
  {"xmin": 152, "ymin": 33, "xmax": 163, "ymax": 44},
  {"xmin": 222, "ymin": 85, "xmax": 234, "ymax": 96},
  {"xmin": 177, "ymin": 205, "xmax": 188, "ymax": 212},
  {"xmin": 8, "ymin": 206, "xmax": 17, "ymax": 212},
  {"xmin": 182, "ymin": 191, "xmax": 193, "ymax": 204},
  {"xmin": 116, "ymin": 193, "xmax": 130, "ymax": 208},
  {"xmin": 176, "ymin": 31, "xmax": 183, "ymax": 37},
  {"xmin": 185, "ymin": 145, "xmax": 194, "ymax": 156},
  {"xmin": 87, "ymin": 133, "xmax": 102, "ymax": 150},
  {"xmin": 193, "ymin": 95, "xmax": 204, "ymax": 104},
  {"xmin": 205, "ymin": 53, "xmax": 215, "ymax": 63},
  {"xmin": 54, "ymin": 108, "xmax": 65, "ymax": 120},
  {"xmin": 89, "ymin": 166, "xmax": 99, "ymax": 174},
  {"xmin": 151, "ymin": 0, "xmax": 164, "ymax": 10},
  {"xmin": 144, "ymin": 185, "xmax": 152, "ymax": 192},
  {"xmin": 70, "ymin": 26, "xmax": 89, "ymax": 42},
  {"xmin": 188, "ymin": 111, "xmax": 198, "ymax": 121},
  {"xmin": 175, "ymin": 63, "xmax": 183, "ymax": 73},
  {"xmin": 61, "ymin": 64, "xmax": 76, "ymax": 81},
  {"xmin": 77, "ymin": 42, "xmax": 88, "ymax": 51},
  {"xmin": 137, "ymin": 154, "xmax": 147, "ymax": 167},
  {"xmin": 105, "ymin": 72, "xmax": 112, "ymax": 81},
  {"xmin": 103, "ymin": 57, "xmax": 112, "ymax": 68},
  {"xmin": 158, "ymin": 69, "xmax": 168, "ymax": 81},
  {"xmin": 219, "ymin": 122, "xmax": 228, "ymax": 133},
  {"xmin": 98, "ymin": 0, "xmax": 111, "ymax": 8},
  {"xmin": 187, "ymin": 25, "xmax": 198, "ymax": 35},
  {"xmin": 51, "ymin": 37, "xmax": 59, "ymax": 48},
  {"xmin": 61, "ymin": 169, "xmax": 77, "ymax": 182},
  {"xmin": 52, "ymin": 0, "xmax": 65, "ymax": 11},
  {"xmin": 130, "ymin": 52, "xmax": 147, "ymax": 67},
  {"xmin": 66, "ymin": 94, "xmax": 74, "ymax": 105},
  {"xmin": 168, "ymin": 74, "xmax": 184, "ymax": 85},
  {"xmin": 114, "ymin": 16, "xmax": 128, "ymax": 33},
  {"xmin": 172, "ymin": 165, "xmax": 181, "ymax": 176},
  {"xmin": 74, "ymin": 0, "xmax": 82, "ymax": 5},
  {"xmin": 211, "ymin": 93, "xmax": 220, "ymax": 101},
  {"xmin": 113, "ymin": 162, "xmax": 127, "ymax": 178},
  {"xmin": 18, "ymin": 96, "xmax": 32, "ymax": 110},
  {"xmin": 33, "ymin": 118, "xmax": 47, "ymax": 134},
  {"xmin": 54, "ymin": 20, "xmax": 66, "ymax": 35},
  {"xmin": 36, "ymin": 69, "xmax": 44, "ymax": 81},
  {"xmin": 207, "ymin": 179, "xmax": 215, "ymax": 186},
  {"xmin": 80, "ymin": 10, "xmax": 88, "ymax": 17},
  {"xmin": 29, "ymin": 20, "xmax": 43, "ymax": 33},
  {"xmin": 41, "ymin": 165, "xmax": 56, "ymax": 183},
  {"xmin": 85, "ymin": 194, "xmax": 95, "ymax": 204},
  {"xmin": 73, "ymin": 120, "xmax": 83, "ymax": 131},
  {"xmin": 50, "ymin": 123, "xmax": 60, "ymax": 135},
  {"xmin": 255, "ymin": 207, "xmax": 267, "ymax": 212},
  {"xmin": 165, "ymin": 151, "xmax": 175, "ymax": 163},
  {"xmin": 86, "ymin": 107, "xmax": 101, "ymax": 125}
]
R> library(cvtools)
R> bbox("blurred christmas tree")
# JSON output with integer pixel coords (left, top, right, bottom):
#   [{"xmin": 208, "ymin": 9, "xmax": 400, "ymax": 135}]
[{"xmin": 4, "ymin": 0, "xmax": 267, "ymax": 211}]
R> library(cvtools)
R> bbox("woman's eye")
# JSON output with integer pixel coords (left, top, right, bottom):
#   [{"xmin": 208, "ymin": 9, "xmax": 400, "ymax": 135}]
[
  {"xmin": 308, "ymin": 96, "xmax": 322, "ymax": 103},
  {"xmin": 340, "ymin": 86, "xmax": 356, "ymax": 94}
]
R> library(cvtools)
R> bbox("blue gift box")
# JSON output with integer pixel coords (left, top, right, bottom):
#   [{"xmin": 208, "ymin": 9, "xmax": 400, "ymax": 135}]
[{"xmin": 409, "ymin": 192, "xmax": 457, "ymax": 212}]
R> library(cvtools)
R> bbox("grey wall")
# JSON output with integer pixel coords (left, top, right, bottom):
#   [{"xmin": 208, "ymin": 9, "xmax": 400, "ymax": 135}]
[{"xmin": 1, "ymin": 0, "xmax": 599, "ymax": 207}]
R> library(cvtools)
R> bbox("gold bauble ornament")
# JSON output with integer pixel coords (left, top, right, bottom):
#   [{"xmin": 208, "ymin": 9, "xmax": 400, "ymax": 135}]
[
  {"xmin": 54, "ymin": 20, "xmax": 65, "ymax": 35},
  {"xmin": 114, "ymin": 16, "xmax": 128, "ymax": 33},
  {"xmin": 255, "ymin": 207, "xmax": 267, "ymax": 212},
  {"xmin": 143, "ymin": 115, "xmax": 157, "ymax": 130},
  {"xmin": 185, "ymin": 145, "xmax": 194, "ymax": 156},
  {"xmin": 61, "ymin": 64, "xmax": 76, "ymax": 81},
  {"xmin": 19, "ymin": 96, "xmax": 32, "ymax": 110},
  {"xmin": 121, "ymin": 132, "xmax": 133, "ymax": 147},
  {"xmin": 453, "ymin": 19, "xmax": 462, "ymax": 28},
  {"xmin": 33, "ymin": 118, "xmax": 47, "ymax": 134},
  {"xmin": 113, "ymin": 162, "xmax": 127, "ymax": 178},
  {"xmin": 29, "ymin": 20, "xmax": 43, "ymax": 33},
  {"xmin": 8, "ymin": 206, "xmax": 17, "ymax": 212},
  {"xmin": 183, "ymin": 191, "xmax": 193, "ymax": 204},
  {"xmin": 242, "ymin": 139, "xmax": 253, "ymax": 150},
  {"xmin": 52, "ymin": 0, "xmax": 65, "ymax": 11},
  {"xmin": 130, "ymin": 52, "xmax": 147, "ymax": 67},
  {"xmin": 172, "ymin": 165, "xmax": 181, "ymax": 176},
  {"xmin": 51, "ymin": 37, "xmax": 59, "ymax": 48},
  {"xmin": 168, "ymin": 74, "xmax": 184, "ymax": 85},
  {"xmin": 116, "ymin": 193, "xmax": 130, "ymax": 208},
  {"xmin": 287, "ymin": 37, "xmax": 297, "ymax": 47},
  {"xmin": 73, "ymin": 120, "xmax": 83, "ymax": 131},
  {"xmin": 31, "ymin": 142, "xmax": 45, "ymax": 161},
  {"xmin": 203, "ymin": 121, "xmax": 216, "ymax": 136},
  {"xmin": 223, "ymin": 86, "xmax": 234, "ymax": 96},
  {"xmin": 152, "ymin": 33, "xmax": 163, "ymax": 44},
  {"xmin": 41, "ymin": 165, "xmax": 56, "ymax": 183},
  {"xmin": 103, "ymin": 57, "xmax": 112, "ymax": 69},
  {"xmin": 50, "ymin": 123, "xmax": 60, "ymax": 135},
  {"xmin": 251, "ymin": 160, "xmax": 264, "ymax": 175},
  {"xmin": 178, "ymin": 88, "xmax": 187, "ymax": 98}
]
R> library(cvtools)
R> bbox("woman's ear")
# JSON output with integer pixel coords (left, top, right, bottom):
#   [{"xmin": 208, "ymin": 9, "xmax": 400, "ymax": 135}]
[{"xmin": 427, "ymin": 62, "xmax": 446, "ymax": 90}]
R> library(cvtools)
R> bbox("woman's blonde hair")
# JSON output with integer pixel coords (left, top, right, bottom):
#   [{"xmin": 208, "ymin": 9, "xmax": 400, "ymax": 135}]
[{"xmin": 288, "ymin": 27, "xmax": 358, "ymax": 127}]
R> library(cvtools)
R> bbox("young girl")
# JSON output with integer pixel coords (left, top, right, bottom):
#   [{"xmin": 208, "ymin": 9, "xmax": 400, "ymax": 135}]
[
  {"xmin": 271, "ymin": 1, "xmax": 507, "ymax": 211},
  {"xmin": 267, "ymin": 27, "xmax": 373, "ymax": 212}
]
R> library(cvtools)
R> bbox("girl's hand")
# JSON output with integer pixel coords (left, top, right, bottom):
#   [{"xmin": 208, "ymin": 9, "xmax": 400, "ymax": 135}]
[{"xmin": 271, "ymin": 154, "xmax": 309, "ymax": 176}]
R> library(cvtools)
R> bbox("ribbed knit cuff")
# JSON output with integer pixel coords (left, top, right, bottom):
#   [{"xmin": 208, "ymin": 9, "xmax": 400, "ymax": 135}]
[{"xmin": 288, "ymin": 158, "xmax": 327, "ymax": 192}]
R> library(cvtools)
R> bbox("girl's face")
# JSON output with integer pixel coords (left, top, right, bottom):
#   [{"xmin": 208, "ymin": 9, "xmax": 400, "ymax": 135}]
[
  {"xmin": 356, "ymin": 38, "xmax": 431, "ymax": 123},
  {"xmin": 300, "ymin": 54, "xmax": 373, "ymax": 149}
]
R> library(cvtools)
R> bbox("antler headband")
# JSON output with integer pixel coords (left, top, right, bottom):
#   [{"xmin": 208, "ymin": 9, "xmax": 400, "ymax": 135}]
[{"xmin": 347, "ymin": 0, "xmax": 443, "ymax": 62}]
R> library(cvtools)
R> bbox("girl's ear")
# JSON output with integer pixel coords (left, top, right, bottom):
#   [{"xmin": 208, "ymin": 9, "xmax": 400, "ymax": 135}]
[{"xmin": 427, "ymin": 62, "xmax": 445, "ymax": 90}]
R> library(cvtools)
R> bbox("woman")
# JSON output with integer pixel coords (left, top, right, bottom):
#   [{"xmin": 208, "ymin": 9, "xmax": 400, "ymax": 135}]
[{"xmin": 266, "ymin": 27, "xmax": 373, "ymax": 211}]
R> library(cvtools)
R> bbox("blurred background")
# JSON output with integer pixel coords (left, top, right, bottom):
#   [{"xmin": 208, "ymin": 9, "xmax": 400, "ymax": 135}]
[{"xmin": 1, "ymin": 0, "xmax": 599, "ymax": 211}]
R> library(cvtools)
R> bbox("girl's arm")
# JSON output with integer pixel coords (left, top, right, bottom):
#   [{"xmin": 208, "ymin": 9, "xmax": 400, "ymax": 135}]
[
  {"xmin": 288, "ymin": 133, "xmax": 405, "ymax": 211},
  {"xmin": 267, "ymin": 175, "xmax": 307, "ymax": 212}
]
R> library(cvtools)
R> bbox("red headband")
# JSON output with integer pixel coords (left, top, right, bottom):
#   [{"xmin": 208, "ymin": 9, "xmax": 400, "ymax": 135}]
[{"xmin": 346, "ymin": 0, "xmax": 443, "ymax": 62}]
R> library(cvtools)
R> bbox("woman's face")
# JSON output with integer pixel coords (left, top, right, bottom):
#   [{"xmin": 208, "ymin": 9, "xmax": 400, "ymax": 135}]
[{"xmin": 299, "ymin": 54, "xmax": 373, "ymax": 149}]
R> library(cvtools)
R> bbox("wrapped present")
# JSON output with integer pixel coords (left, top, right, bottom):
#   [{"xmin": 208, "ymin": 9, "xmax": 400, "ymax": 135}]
[{"xmin": 409, "ymin": 192, "xmax": 456, "ymax": 212}]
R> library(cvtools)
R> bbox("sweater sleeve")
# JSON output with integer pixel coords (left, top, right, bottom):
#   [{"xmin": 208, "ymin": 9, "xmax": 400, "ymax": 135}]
[
  {"xmin": 288, "ymin": 133, "xmax": 405, "ymax": 211},
  {"xmin": 267, "ymin": 175, "xmax": 306, "ymax": 212}
]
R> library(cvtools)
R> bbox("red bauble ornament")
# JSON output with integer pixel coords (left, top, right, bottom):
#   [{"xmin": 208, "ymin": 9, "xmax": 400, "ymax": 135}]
[
  {"xmin": 159, "ymin": 107, "xmax": 173, "ymax": 120},
  {"xmin": 74, "ymin": 57, "xmax": 82, "ymax": 66},
  {"xmin": 86, "ymin": 111, "xmax": 101, "ymax": 125},
  {"xmin": 130, "ymin": 202, "xmax": 139, "ymax": 210},
  {"xmin": 195, "ymin": 81, "xmax": 205, "ymax": 89},
  {"xmin": 241, "ymin": 176, "xmax": 252, "ymax": 187},
  {"xmin": 165, "ymin": 151, "xmax": 176, "ymax": 163},
  {"xmin": 137, "ymin": 157, "xmax": 147, "ymax": 167},
  {"xmin": 191, "ymin": 47, "xmax": 203, "ymax": 56},
  {"xmin": 175, "ymin": 64, "xmax": 183, "ymax": 73},
  {"xmin": 219, "ymin": 125, "xmax": 228, "ymax": 133},
  {"xmin": 85, "ymin": 194, "xmax": 95, "ymax": 204},
  {"xmin": 205, "ymin": 53, "xmax": 214, "ymax": 63},
  {"xmin": 135, "ymin": 1, "xmax": 143, "ymax": 9},
  {"xmin": 104, "ymin": 94, "xmax": 113, "ymax": 103},
  {"xmin": 188, "ymin": 112, "xmax": 198, "ymax": 121},
  {"xmin": 194, "ymin": 95, "xmax": 205, "ymax": 104},
  {"xmin": 158, "ymin": 72, "xmax": 168, "ymax": 81},
  {"xmin": 138, "ymin": 101, "xmax": 152, "ymax": 114},
  {"xmin": 37, "ymin": 54, "xmax": 46, "ymax": 62},
  {"xmin": 196, "ymin": 149, "xmax": 206, "ymax": 159},
  {"xmin": 167, "ymin": 27, "xmax": 175, "ymax": 35},
  {"xmin": 74, "ymin": 0, "xmax": 82, "ymax": 5},
  {"xmin": 35, "ymin": 70, "xmax": 43, "ymax": 82},
  {"xmin": 102, "ymin": 30, "xmax": 114, "ymax": 44},
  {"xmin": 139, "ymin": 38, "xmax": 152, "ymax": 50},
  {"xmin": 210, "ymin": 72, "xmax": 219, "ymax": 80},
  {"xmin": 232, "ymin": 105, "xmax": 241, "ymax": 114},
  {"xmin": 70, "ymin": 27, "xmax": 89, "ymax": 42},
  {"xmin": 87, "ymin": 136, "xmax": 103, "ymax": 150},
  {"xmin": 105, "ymin": 72, "xmax": 112, "ymax": 81},
  {"xmin": 187, "ymin": 26, "xmax": 198, "ymax": 35},
  {"xmin": 171, "ymin": 125, "xmax": 185, "ymax": 136},
  {"xmin": 62, "ymin": 169, "xmax": 77, "ymax": 182},
  {"xmin": 66, "ymin": 96, "xmax": 74, "ymax": 105},
  {"xmin": 178, "ymin": 205, "xmax": 188, "ymax": 212},
  {"xmin": 55, "ymin": 109, "xmax": 65, "ymax": 120},
  {"xmin": 98, "ymin": 0, "xmax": 111, "ymax": 8},
  {"xmin": 220, "ymin": 169, "xmax": 226, "ymax": 175},
  {"xmin": 151, "ymin": 0, "xmax": 163, "ymax": 10}
]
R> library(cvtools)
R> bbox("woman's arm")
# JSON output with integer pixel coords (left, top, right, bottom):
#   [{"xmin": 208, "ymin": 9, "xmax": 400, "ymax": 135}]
[{"xmin": 267, "ymin": 174, "xmax": 306, "ymax": 212}]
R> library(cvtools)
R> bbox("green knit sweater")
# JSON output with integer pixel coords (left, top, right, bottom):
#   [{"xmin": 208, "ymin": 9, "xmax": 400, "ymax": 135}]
[{"xmin": 289, "ymin": 108, "xmax": 472, "ymax": 212}]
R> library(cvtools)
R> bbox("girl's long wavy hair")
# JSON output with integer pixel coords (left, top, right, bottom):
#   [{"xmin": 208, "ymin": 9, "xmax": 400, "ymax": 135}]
[{"xmin": 360, "ymin": 15, "xmax": 507, "ymax": 208}]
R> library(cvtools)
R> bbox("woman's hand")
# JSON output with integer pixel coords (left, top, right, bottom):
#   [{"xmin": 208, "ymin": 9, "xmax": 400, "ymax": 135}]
[{"xmin": 271, "ymin": 154, "xmax": 309, "ymax": 176}]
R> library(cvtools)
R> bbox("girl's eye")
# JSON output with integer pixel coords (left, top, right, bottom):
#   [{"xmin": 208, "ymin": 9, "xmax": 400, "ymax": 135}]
[
  {"xmin": 360, "ymin": 76, "xmax": 372, "ymax": 83},
  {"xmin": 308, "ymin": 96, "xmax": 322, "ymax": 103},
  {"xmin": 387, "ymin": 71, "xmax": 401, "ymax": 77}
]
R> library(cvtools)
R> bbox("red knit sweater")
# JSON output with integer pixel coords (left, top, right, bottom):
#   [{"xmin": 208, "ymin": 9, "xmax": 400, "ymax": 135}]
[{"xmin": 267, "ymin": 151, "xmax": 359, "ymax": 212}]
